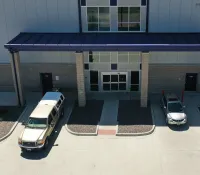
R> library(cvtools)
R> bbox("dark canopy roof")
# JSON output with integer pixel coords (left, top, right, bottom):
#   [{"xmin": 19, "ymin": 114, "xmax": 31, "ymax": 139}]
[{"xmin": 4, "ymin": 32, "xmax": 200, "ymax": 52}]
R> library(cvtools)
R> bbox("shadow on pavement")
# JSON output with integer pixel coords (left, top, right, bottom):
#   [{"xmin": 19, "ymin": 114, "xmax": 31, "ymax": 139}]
[{"xmin": 168, "ymin": 123, "xmax": 189, "ymax": 131}]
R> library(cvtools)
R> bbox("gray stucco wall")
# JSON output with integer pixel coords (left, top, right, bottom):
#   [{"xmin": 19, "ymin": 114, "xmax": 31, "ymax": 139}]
[
  {"xmin": 0, "ymin": 0, "xmax": 79, "ymax": 63},
  {"xmin": 21, "ymin": 63, "xmax": 77, "ymax": 92},
  {"xmin": 0, "ymin": 64, "xmax": 14, "ymax": 91},
  {"xmin": 149, "ymin": 65, "xmax": 200, "ymax": 93},
  {"xmin": 149, "ymin": 0, "xmax": 200, "ymax": 32}
]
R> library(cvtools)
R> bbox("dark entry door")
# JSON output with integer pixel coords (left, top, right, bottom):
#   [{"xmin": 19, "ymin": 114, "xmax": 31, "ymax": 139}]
[
  {"xmin": 185, "ymin": 73, "xmax": 197, "ymax": 91},
  {"xmin": 40, "ymin": 73, "xmax": 53, "ymax": 95}
]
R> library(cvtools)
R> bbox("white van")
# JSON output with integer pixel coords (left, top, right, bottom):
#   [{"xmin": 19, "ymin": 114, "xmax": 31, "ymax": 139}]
[{"xmin": 18, "ymin": 92, "xmax": 65, "ymax": 151}]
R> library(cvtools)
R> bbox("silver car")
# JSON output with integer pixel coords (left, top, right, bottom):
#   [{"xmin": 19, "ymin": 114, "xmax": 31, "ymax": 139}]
[{"xmin": 160, "ymin": 93, "xmax": 187, "ymax": 125}]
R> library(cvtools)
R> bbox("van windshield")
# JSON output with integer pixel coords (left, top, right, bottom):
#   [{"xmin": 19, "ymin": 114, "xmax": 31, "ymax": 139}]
[{"xmin": 27, "ymin": 117, "xmax": 47, "ymax": 128}]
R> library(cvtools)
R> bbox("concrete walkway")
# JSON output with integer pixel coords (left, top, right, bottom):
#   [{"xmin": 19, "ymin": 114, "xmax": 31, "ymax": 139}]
[{"xmin": 98, "ymin": 100, "xmax": 119, "ymax": 135}]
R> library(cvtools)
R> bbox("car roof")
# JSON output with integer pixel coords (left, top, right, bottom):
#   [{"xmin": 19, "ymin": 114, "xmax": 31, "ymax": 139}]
[
  {"xmin": 38, "ymin": 92, "xmax": 64, "ymax": 106},
  {"xmin": 30, "ymin": 105, "xmax": 54, "ymax": 119},
  {"xmin": 165, "ymin": 93, "xmax": 179, "ymax": 101}
]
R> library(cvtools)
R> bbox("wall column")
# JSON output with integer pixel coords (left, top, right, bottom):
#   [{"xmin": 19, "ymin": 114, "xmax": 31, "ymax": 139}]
[
  {"xmin": 141, "ymin": 52, "xmax": 149, "ymax": 107},
  {"xmin": 75, "ymin": 52, "xmax": 86, "ymax": 107},
  {"xmin": 10, "ymin": 52, "xmax": 25, "ymax": 106}
]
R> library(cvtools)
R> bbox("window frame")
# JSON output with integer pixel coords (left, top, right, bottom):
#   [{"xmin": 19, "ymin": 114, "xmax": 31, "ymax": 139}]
[{"xmin": 87, "ymin": 7, "xmax": 111, "ymax": 32}]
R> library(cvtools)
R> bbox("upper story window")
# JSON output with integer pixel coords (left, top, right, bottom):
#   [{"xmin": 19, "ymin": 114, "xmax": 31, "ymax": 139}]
[
  {"xmin": 87, "ymin": 7, "xmax": 110, "ymax": 31},
  {"xmin": 118, "ymin": 7, "xmax": 140, "ymax": 31}
]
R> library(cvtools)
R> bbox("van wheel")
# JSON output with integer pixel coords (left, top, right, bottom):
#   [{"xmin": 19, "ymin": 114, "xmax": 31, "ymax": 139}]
[{"xmin": 43, "ymin": 138, "xmax": 49, "ymax": 150}]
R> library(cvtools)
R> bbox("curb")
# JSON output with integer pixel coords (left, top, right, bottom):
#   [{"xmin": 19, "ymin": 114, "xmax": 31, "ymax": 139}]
[
  {"xmin": 116, "ymin": 104, "xmax": 156, "ymax": 136},
  {"xmin": 64, "ymin": 102, "xmax": 98, "ymax": 136},
  {"xmin": 0, "ymin": 106, "xmax": 28, "ymax": 142}
]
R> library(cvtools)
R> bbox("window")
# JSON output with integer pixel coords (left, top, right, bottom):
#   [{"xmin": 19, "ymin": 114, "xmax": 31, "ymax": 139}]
[
  {"xmin": 56, "ymin": 100, "xmax": 62, "ymax": 108},
  {"xmin": 111, "ymin": 64, "xmax": 117, "ymax": 70},
  {"xmin": 118, "ymin": 7, "xmax": 140, "ymax": 31},
  {"xmin": 81, "ymin": 0, "xmax": 86, "ymax": 6},
  {"xmin": 90, "ymin": 71, "xmax": 99, "ymax": 91},
  {"xmin": 51, "ymin": 108, "xmax": 57, "ymax": 116},
  {"xmin": 141, "ymin": 0, "xmax": 147, "ymax": 6},
  {"xmin": 84, "ymin": 64, "xmax": 89, "ymax": 70},
  {"xmin": 89, "ymin": 52, "xmax": 99, "ymax": 62},
  {"xmin": 87, "ymin": 7, "xmax": 110, "ymax": 31},
  {"xmin": 27, "ymin": 118, "xmax": 47, "ymax": 128},
  {"xmin": 110, "ymin": 0, "xmax": 117, "ymax": 6},
  {"xmin": 102, "ymin": 73, "xmax": 127, "ymax": 91},
  {"xmin": 48, "ymin": 115, "xmax": 53, "ymax": 125},
  {"xmin": 89, "ymin": 52, "xmax": 111, "ymax": 63},
  {"xmin": 60, "ymin": 95, "xmax": 64, "ymax": 100},
  {"xmin": 130, "ymin": 71, "xmax": 139, "ymax": 91}
]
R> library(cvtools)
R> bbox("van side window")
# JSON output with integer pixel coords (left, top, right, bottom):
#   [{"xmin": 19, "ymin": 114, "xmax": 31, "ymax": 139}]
[
  {"xmin": 48, "ymin": 115, "xmax": 53, "ymax": 125},
  {"xmin": 51, "ymin": 108, "xmax": 57, "ymax": 116},
  {"xmin": 61, "ymin": 95, "xmax": 64, "ymax": 100},
  {"xmin": 56, "ymin": 100, "xmax": 62, "ymax": 108}
]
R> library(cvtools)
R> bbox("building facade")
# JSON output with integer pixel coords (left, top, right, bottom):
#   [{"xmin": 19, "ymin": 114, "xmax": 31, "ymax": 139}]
[{"xmin": 1, "ymin": 0, "xmax": 200, "ymax": 106}]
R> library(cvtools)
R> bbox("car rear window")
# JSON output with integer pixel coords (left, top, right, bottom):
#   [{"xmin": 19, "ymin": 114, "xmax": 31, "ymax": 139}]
[{"xmin": 168, "ymin": 98, "xmax": 178, "ymax": 102}]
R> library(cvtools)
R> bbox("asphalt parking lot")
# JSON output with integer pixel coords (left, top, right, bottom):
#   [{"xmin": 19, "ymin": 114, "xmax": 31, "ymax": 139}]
[{"xmin": 1, "ymin": 93, "xmax": 200, "ymax": 175}]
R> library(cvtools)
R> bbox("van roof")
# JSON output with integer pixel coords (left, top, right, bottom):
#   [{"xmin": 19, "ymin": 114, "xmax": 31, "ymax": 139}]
[
  {"xmin": 38, "ymin": 92, "xmax": 64, "ymax": 106},
  {"xmin": 30, "ymin": 105, "xmax": 54, "ymax": 119}
]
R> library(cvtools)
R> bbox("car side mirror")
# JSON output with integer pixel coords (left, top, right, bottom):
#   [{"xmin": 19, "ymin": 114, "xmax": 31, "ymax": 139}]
[
  {"xmin": 22, "ymin": 120, "xmax": 28, "ymax": 125},
  {"xmin": 164, "ymin": 106, "xmax": 166, "ymax": 109}
]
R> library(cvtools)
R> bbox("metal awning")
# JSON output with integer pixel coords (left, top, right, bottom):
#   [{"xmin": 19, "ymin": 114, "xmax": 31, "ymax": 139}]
[{"xmin": 4, "ymin": 32, "xmax": 200, "ymax": 52}]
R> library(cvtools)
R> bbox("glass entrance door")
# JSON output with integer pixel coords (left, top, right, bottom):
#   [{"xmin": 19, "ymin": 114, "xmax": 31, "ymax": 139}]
[{"xmin": 101, "ymin": 72, "xmax": 127, "ymax": 91}]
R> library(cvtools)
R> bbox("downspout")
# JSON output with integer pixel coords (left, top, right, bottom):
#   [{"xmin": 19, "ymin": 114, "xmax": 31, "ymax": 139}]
[
  {"xmin": 78, "ymin": 0, "xmax": 82, "ymax": 33},
  {"xmin": 10, "ymin": 51, "xmax": 21, "ymax": 106},
  {"xmin": 146, "ymin": 0, "xmax": 149, "ymax": 33}
]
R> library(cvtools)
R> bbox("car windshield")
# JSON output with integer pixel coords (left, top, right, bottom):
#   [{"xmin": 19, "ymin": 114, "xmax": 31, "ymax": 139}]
[
  {"xmin": 27, "ymin": 117, "xmax": 47, "ymax": 128},
  {"xmin": 168, "ymin": 102, "xmax": 183, "ymax": 113}
]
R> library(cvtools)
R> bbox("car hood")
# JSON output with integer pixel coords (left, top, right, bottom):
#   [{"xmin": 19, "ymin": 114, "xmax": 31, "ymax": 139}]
[
  {"xmin": 168, "ymin": 112, "xmax": 186, "ymax": 120},
  {"xmin": 21, "ymin": 128, "xmax": 46, "ymax": 142}
]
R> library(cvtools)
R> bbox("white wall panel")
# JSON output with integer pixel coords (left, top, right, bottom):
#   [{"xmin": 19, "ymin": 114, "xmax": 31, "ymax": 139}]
[
  {"xmin": 149, "ymin": 0, "xmax": 159, "ymax": 32},
  {"xmin": 158, "ymin": 0, "xmax": 170, "ymax": 32},
  {"xmin": 24, "ymin": 0, "xmax": 38, "ymax": 32},
  {"xmin": 0, "ymin": 0, "xmax": 79, "ymax": 63},
  {"xmin": 149, "ymin": 0, "xmax": 200, "ymax": 32},
  {"xmin": 0, "ymin": 0, "xmax": 9, "ymax": 63},
  {"xmin": 46, "ymin": 0, "xmax": 59, "ymax": 32},
  {"xmin": 35, "ymin": 0, "xmax": 48, "ymax": 32},
  {"xmin": 168, "ymin": 0, "xmax": 181, "ymax": 32},
  {"xmin": 179, "ymin": 0, "xmax": 192, "ymax": 32}
]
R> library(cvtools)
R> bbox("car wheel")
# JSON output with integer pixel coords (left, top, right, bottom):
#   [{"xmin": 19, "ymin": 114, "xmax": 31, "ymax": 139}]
[{"xmin": 43, "ymin": 138, "xmax": 49, "ymax": 150}]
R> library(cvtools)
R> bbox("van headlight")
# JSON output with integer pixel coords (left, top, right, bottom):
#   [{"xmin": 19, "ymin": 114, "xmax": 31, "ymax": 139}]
[{"xmin": 37, "ymin": 139, "xmax": 45, "ymax": 145}]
